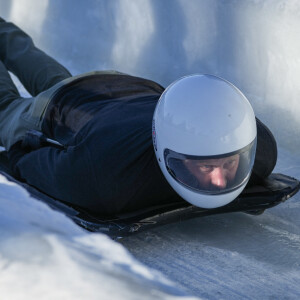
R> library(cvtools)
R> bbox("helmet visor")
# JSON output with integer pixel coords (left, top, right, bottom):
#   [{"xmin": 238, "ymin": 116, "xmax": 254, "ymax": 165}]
[{"xmin": 164, "ymin": 140, "xmax": 256, "ymax": 195}]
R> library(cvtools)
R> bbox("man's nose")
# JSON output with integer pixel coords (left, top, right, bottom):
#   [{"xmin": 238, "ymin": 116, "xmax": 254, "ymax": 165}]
[{"xmin": 211, "ymin": 167, "xmax": 227, "ymax": 189}]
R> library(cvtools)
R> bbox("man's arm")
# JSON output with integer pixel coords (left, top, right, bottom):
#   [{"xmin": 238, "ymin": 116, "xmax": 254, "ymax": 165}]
[
  {"xmin": 249, "ymin": 118, "xmax": 277, "ymax": 185},
  {"xmin": 8, "ymin": 142, "xmax": 111, "ymax": 215}
]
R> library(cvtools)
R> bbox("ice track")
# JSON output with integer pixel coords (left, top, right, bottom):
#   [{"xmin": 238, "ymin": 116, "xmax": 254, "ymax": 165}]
[{"xmin": 1, "ymin": 1, "xmax": 300, "ymax": 299}]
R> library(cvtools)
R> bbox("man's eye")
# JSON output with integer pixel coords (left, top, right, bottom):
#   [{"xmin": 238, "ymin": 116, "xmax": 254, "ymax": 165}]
[
  {"xmin": 199, "ymin": 165, "xmax": 214, "ymax": 173},
  {"xmin": 225, "ymin": 160, "xmax": 236, "ymax": 168}
]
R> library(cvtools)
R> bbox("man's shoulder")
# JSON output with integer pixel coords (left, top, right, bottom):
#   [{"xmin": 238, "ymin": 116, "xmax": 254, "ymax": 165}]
[{"xmin": 73, "ymin": 70, "xmax": 165, "ymax": 93}]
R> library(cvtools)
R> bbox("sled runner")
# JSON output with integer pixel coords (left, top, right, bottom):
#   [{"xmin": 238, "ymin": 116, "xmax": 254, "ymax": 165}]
[{"xmin": 0, "ymin": 150, "xmax": 299, "ymax": 239}]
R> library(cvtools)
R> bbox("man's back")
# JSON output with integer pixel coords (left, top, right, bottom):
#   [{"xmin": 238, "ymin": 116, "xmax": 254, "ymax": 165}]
[{"xmin": 9, "ymin": 74, "xmax": 183, "ymax": 215}]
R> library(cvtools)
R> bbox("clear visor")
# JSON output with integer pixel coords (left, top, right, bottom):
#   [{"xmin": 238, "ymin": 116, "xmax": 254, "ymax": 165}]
[{"xmin": 164, "ymin": 140, "xmax": 256, "ymax": 195}]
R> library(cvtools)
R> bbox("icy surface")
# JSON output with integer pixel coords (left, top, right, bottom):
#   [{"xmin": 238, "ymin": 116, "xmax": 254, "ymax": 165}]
[
  {"xmin": 1, "ymin": 0, "xmax": 300, "ymax": 299},
  {"xmin": 122, "ymin": 152, "xmax": 300, "ymax": 299}
]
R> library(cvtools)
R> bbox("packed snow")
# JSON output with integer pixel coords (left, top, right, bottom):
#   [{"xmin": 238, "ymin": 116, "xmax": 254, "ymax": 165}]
[
  {"xmin": 1, "ymin": 0, "xmax": 300, "ymax": 299},
  {"xmin": 0, "ymin": 174, "xmax": 197, "ymax": 299}
]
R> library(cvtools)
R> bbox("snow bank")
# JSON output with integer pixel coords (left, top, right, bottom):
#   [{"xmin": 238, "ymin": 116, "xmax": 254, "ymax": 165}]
[{"xmin": 0, "ymin": 174, "xmax": 197, "ymax": 299}]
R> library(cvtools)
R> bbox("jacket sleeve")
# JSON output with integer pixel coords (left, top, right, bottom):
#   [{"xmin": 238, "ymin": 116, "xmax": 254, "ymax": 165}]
[
  {"xmin": 8, "ymin": 142, "xmax": 110, "ymax": 215},
  {"xmin": 248, "ymin": 117, "xmax": 277, "ymax": 185}
]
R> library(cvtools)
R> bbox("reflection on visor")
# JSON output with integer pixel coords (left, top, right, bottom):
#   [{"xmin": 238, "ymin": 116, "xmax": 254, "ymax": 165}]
[{"xmin": 164, "ymin": 140, "xmax": 256, "ymax": 195}]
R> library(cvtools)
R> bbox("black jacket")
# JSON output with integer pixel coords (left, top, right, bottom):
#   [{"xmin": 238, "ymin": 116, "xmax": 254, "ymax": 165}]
[{"xmin": 9, "ymin": 74, "xmax": 183, "ymax": 215}]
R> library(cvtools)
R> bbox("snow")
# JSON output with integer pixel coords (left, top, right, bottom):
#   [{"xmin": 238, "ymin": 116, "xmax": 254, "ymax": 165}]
[
  {"xmin": 0, "ymin": 175, "xmax": 196, "ymax": 299},
  {"xmin": 1, "ymin": 0, "xmax": 300, "ymax": 299}
]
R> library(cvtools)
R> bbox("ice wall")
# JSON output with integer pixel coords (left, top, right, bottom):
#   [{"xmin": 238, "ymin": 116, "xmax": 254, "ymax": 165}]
[{"xmin": 1, "ymin": 0, "xmax": 300, "ymax": 152}]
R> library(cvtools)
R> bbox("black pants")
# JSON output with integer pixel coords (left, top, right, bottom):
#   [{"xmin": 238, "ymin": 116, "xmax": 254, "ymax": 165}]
[
  {"xmin": 0, "ymin": 17, "xmax": 71, "ymax": 96},
  {"xmin": 0, "ymin": 18, "xmax": 72, "ymax": 149}
]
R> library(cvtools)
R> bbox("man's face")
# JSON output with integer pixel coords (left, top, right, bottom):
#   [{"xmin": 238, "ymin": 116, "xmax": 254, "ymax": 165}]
[{"xmin": 184, "ymin": 154, "xmax": 240, "ymax": 191}]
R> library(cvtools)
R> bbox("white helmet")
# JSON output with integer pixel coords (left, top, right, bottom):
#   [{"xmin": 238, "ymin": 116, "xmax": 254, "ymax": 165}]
[{"xmin": 152, "ymin": 74, "xmax": 257, "ymax": 208}]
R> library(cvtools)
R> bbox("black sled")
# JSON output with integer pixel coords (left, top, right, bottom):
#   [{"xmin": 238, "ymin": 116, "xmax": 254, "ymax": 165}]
[{"xmin": 0, "ymin": 150, "xmax": 299, "ymax": 239}]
